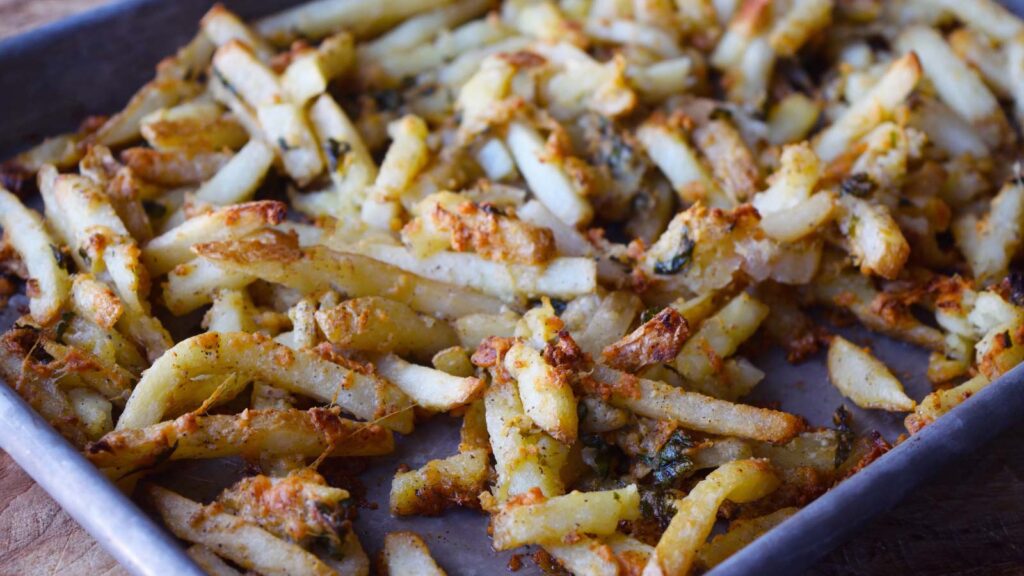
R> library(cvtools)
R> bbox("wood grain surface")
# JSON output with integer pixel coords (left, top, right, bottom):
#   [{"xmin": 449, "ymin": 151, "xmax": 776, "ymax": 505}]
[{"xmin": 1, "ymin": 2, "xmax": 1024, "ymax": 576}]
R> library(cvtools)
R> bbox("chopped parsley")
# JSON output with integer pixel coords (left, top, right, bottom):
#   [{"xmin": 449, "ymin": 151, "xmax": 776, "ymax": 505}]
[{"xmin": 653, "ymin": 236, "xmax": 695, "ymax": 276}]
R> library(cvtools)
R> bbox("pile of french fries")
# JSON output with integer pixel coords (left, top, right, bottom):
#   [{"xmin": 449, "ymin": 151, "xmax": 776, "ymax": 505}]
[{"xmin": 2, "ymin": 0, "xmax": 1024, "ymax": 573}]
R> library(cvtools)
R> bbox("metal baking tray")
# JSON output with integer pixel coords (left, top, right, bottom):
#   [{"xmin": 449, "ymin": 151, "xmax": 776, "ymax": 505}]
[{"xmin": 1, "ymin": 1, "xmax": 1023, "ymax": 574}]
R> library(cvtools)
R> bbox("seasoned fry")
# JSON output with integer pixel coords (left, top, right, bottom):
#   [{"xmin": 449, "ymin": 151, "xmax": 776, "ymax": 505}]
[
  {"xmin": 195, "ymin": 237, "xmax": 505, "ymax": 318},
  {"xmin": 390, "ymin": 448, "xmax": 489, "ymax": 515},
  {"xmin": 828, "ymin": 336, "xmax": 915, "ymax": 412},
  {"xmin": 373, "ymin": 353, "xmax": 483, "ymax": 411},
  {"xmin": 143, "ymin": 200, "xmax": 287, "ymax": 276},
  {"xmin": 644, "ymin": 459, "xmax": 779, "ymax": 576},
  {"xmin": 491, "ymin": 485, "xmax": 640, "ymax": 550},
  {"xmin": 315, "ymin": 296, "xmax": 458, "ymax": 357},
  {"xmin": 504, "ymin": 341, "xmax": 578, "ymax": 444},
  {"xmin": 89, "ymin": 407, "xmax": 393, "ymax": 469},
  {"xmin": 381, "ymin": 532, "xmax": 448, "ymax": 576},
  {"xmin": 814, "ymin": 53, "xmax": 921, "ymax": 162},
  {"xmin": 0, "ymin": 187, "xmax": 71, "ymax": 324},
  {"xmin": 594, "ymin": 366, "xmax": 804, "ymax": 443},
  {"xmin": 147, "ymin": 485, "xmax": 337, "ymax": 576},
  {"xmin": 117, "ymin": 331, "xmax": 413, "ymax": 432}
]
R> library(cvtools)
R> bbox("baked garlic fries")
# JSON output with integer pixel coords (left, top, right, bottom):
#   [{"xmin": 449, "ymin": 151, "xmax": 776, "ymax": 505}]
[{"xmin": 1, "ymin": 0, "xmax": 1024, "ymax": 574}]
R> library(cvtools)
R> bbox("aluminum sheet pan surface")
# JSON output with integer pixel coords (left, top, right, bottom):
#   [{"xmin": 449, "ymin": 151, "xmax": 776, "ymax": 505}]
[{"xmin": 1, "ymin": 1, "xmax": 1023, "ymax": 575}]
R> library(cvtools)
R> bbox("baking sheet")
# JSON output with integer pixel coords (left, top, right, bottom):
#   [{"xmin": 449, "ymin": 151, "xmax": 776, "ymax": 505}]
[{"xmin": 0, "ymin": 1, "xmax": 1023, "ymax": 574}]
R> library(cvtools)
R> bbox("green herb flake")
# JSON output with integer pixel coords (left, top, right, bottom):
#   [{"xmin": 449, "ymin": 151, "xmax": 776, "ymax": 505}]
[
  {"xmin": 832, "ymin": 405, "xmax": 855, "ymax": 468},
  {"xmin": 653, "ymin": 237, "xmax": 695, "ymax": 276},
  {"xmin": 324, "ymin": 138, "xmax": 352, "ymax": 171},
  {"xmin": 50, "ymin": 244, "xmax": 70, "ymax": 271},
  {"xmin": 840, "ymin": 173, "xmax": 874, "ymax": 197}
]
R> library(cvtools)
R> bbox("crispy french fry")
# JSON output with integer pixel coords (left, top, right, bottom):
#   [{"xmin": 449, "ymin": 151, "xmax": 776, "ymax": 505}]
[
  {"xmin": 827, "ymin": 336, "xmax": 916, "ymax": 412},
  {"xmin": 116, "ymin": 331, "xmax": 413, "ymax": 432},
  {"xmin": 814, "ymin": 53, "xmax": 921, "ymax": 162},
  {"xmin": 0, "ymin": 187, "xmax": 70, "ymax": 324},
  {"xmin": 90, "ymin": 407, "xmax": 393, "ymax": 469},
  {"xmin": 373, "ymin": 353, "xmax": 483, "ymax": 411},
  {"xmin": 491, "ymin": 485, "xmax": 640, "ymax": 550},
  {"xmin": 194, "ymin": 236, "xmax": 505, "ymax": 318},
  {"xmin": 390, "ymin": 448, "xmax": 489, "ymax": 515},
  {"xmin": 595, "ymin": 366, "xmax": 804, "ymax": 443},
  {"xmin": 147, "ymin": 485, "xmax": 337, "ymax": 576},
  {"xmin": 644, "ymin": 459, "xmax": 779, "ymax": 576},
  {"xmin": 504, "ymin": 342, "xmax": 578, "ymax": 443},
  {"xmin": 696, "ymin": 507, "xmax": 798, "ymax": 571},
  {"xmin": 316, "ymin": 296, "xmax": 458, "ymax": 358},
  {"xmin": 381, "ymin": 532, "xmax": 448, "ymax": 576},
  {"xmin": 143, "ymin": 200, "xmax": 287, "ymax": 276}
]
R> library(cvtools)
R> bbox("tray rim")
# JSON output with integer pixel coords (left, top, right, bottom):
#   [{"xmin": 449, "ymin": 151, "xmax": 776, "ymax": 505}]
[{"xmin": 1, "ymin": 1, "xmax": 1023, "ymax": 575}]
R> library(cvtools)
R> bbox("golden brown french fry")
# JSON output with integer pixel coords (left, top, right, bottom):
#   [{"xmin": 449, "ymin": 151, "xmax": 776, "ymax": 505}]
[
  {"xmin": 89, "ymin": 407, "xmax": 393, "ymax": 469},
  {"xmin": 147, "ymin": 485, "xmax": 337, "ymax": 576},
  {"xmin": 116, "ymin": 331, "xmax": 413, "ymax": 433},
  {"xmin": 594, "ymin": 366, "xmax": 804, "ymax": 443},
  {"xmin": 644, "ymin": 459, "xmax": 779, "ymax": 576},
  {"xmin": 390, "ymin": 448, "xmax": 489, "ymax": 515},
  {"xmin": 491, "ymin": 485, "xmax": 640, "ymax": 550},
  {"xmin": 381, "ymin": 532, "xmax": 448, "ymax": 576},
  {"xmin": 194, "ymin": 236, "xmax": 505, "ymax": 318}
]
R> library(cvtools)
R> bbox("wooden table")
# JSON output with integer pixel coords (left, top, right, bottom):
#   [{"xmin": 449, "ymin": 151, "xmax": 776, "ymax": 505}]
[{"xmin": 2, "ymin": 2, "xmax": 1024, "ymax": 575}]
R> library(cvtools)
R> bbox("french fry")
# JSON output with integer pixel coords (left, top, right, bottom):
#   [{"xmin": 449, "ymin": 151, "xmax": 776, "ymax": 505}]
[
  {"xmin": 256, "ymin": 0, "xmax": 452, "ymax": 45},
  {"xmin": 504, "ymin": 341, "xmax": 578, "ymax": 444},
  {"xmin": 93, "ymin": 78, "xmax": 201, "ymax": 147},
  {"xmin": 672, "ymin": 292, "xmax": 769, "ymax": 385},
  {"xmin": 258, "ymin": 103, "xmax": 326, "ymax": 186},
  {"xmin": 67, "ymin": 387, "xmax": 113, "ymax": 440},
  {"xmin": 193, "ymin": 139, "xmax": 275, "ymax": 205},
  {"xmin": 143, "ymin": 200, "xmax": 287, "ymax": 276},
  {"xmin": 897, "ymin": 25, "xmax": 1007, "ymax": 148},
  {"xmin": 163, "ymin": 256, "xmax": 255, "ymax": 315},
  {"xmin": 200, "ymin": 4, "xmax": 275, "ymax": 61},
  {"xmin": 828, "ymin": 336, "xmax": 916, "ymax": 412},
  {"xmin": 186, "ymin": 545, "xmax": 243, "ymax": 576},
  {"xmin": 952, "ymin": 182, "xmax": 1024, "ymax": 284},
  {"xmin": 0, "ymin": 187, "xmax": 71, "ymax": 324},
  {"xmin": 204, "ymin": 288, "xmax": 257, "ymax": 333},
  {"xmin": 194, "ymin": 237, "xmax": 505, "ymax": 318},
  {"xmin": 282, "ymin": 32, "xmax": 355, "ymax": 104},
  {"xmin": 814, "ymin": 53, "xmax": 921, "ymax": 162},
  {"xmin": 354, "ymin": 243, "xmax": 597, "ymax": 302},
  {"xmin": 924, "ymin": 0, "xmax": 1024, "ymax": 42},
  {"xmin": 505, "ymin": 120, "xmax": 594, "ymax": 227},
  {"xmin": 316, "ymin": 296, "xmax": 458, "ymax": 358},
  {"xmin": 485, "ymin": 379, "xmax": 569, "ymax": 502},
  {"xmin": 644, "ymin": 459, "xmax": 779, "ymax": 576},
  {"xmin": 90, "ymin": 407, "xmax": 393, "ymax": 469},
  {"xmin": 837, "ymin": 194, "xmax": 910, "ymax": 280},
  {"xmin": 545, "ymin": 536, "xmax": 619, "ymax": 576},
  {"xmin": 905, "ymin": 373, "xmax": 990, "ymax": 433},
  {"xmin": 116, "ymin": 331, "xmax": 413, "ymax": 432},
  {"xmin": 491, "ymin": 485, "xmax": 640, "ymax": 550},
  {"xmin": 390, "ymin": 448, "xmax": 489, "ymax": 515},
  {"xmin": 594, "ymin": 366, "xmax": 804, "ymax": 443},
  {"xmin": 570, "ymin": 291, "xmax": 643, "ymax": 359},
  {"xmin": 637, "ymin": 114, "xmax": 728, "ymax": 207},
  {"xmin": 373, "ymin": 353, "xmax": 484, "ymax": 411},
  {"xmin": 696, "ymin": 507, "xmax": 798, "ymax": 571},
  {"xmin": 212, "ymin": 41, "xmax": 285, "ymax": 108},
  {"xmin": 381, "ymin": 532, "xmax": 448, "ymax": 576},
  {"xmin": 147, "ymin": 485, "xmax": 337, "ymax": 576},
  {"xmin": 120, "ymin": 147, "xmax": 232, "ymax": 186},
  {"xmin": 140, "ymin": 100, "xmax": 249, "ymax": 153}
]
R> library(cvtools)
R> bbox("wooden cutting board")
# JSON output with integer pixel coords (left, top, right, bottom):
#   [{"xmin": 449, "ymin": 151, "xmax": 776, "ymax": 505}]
[{"xmin": 2, "ymin": 2, "xmax": 1024, "ymax": 575}]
